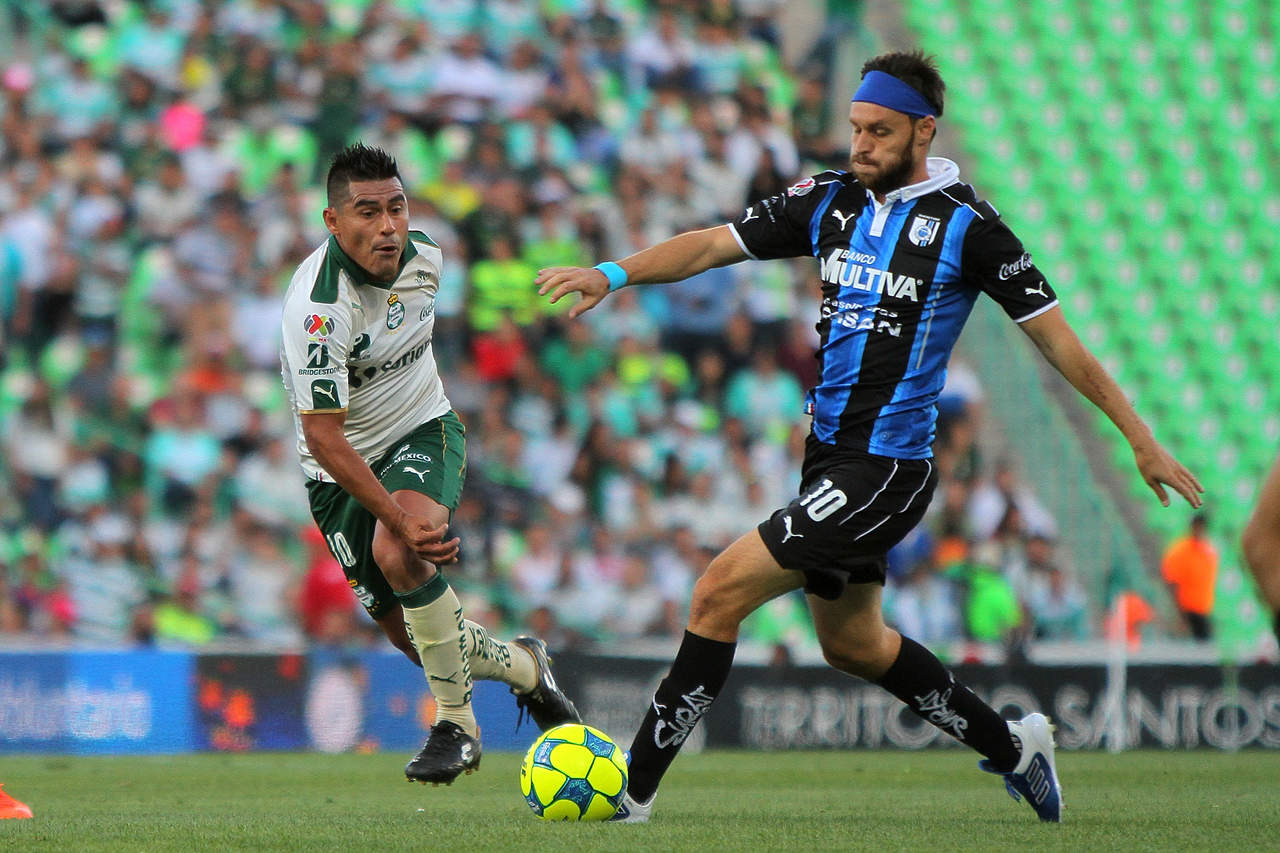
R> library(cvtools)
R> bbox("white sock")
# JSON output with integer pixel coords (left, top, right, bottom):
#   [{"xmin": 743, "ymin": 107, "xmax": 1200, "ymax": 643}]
[{"xmin": 399, "ymin": 580, "xmax": 476, "ymax": 737}]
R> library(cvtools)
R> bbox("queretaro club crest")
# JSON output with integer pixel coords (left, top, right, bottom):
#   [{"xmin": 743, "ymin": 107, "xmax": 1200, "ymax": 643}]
[{"xmin": 908, "ymin": 214, "xmax": 941, "ymax": 247}]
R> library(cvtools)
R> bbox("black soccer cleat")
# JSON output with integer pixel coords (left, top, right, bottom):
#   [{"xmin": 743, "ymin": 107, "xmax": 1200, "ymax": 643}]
[
  {"xmin": 511, "ymin": 636, "xmax": 582, "ymax": 731},
  {"xmin": 404, "ymin": 720, "xmax": 481, "ymax": 785}
]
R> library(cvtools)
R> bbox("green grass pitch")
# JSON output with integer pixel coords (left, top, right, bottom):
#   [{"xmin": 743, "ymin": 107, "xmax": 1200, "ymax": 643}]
[{"xmin": 2, "ymin": 749, "xmax": 1276, "ymax": 852}]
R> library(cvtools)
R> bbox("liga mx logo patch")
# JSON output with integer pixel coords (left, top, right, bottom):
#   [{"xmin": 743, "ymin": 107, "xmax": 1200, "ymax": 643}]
[
  {"xmin": 908, "ymin": 214, "xmax": 941, "ymax": 247},
  {"xmin": 786, "ymin": 177, "xmax": 816, "ymax": 197},
  {"xmin": 304, "ymin": 313, "xmax": 334, "ymax": 337}
]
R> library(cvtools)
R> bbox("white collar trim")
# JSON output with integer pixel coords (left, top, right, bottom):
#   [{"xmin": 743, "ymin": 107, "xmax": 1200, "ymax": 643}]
[{"xmin": 869, "ymin": 157, "xmax": 960, "ymax": 206}]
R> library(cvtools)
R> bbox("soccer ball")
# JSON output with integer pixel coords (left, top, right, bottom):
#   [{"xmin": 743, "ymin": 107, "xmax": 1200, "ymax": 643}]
[{"xmin": 519, "ymin": 723, "xmax": 629, "ymax": 821}]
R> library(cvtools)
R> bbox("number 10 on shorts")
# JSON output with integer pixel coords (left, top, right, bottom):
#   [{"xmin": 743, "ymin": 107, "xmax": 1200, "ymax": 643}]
[
  {"xmin": 327, "ymin": 531, "xmax": 358, "ymax": 567},
  {"xmin": 798, "ymin": 478, "xmax": 848, "ymax": 522}
]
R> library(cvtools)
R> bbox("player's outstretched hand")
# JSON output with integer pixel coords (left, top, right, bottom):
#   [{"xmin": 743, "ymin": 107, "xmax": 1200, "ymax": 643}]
[
  {"xmin": 1133, "ymin": 440, "xmax": 1204, "ymax": 508},
  {"xmin": 536, "ymin": 266, "xmax": 610, "ymax": 319},
  {"xmin": 399, "ymin": 517, "xmax": 461, "ymax": 565}
]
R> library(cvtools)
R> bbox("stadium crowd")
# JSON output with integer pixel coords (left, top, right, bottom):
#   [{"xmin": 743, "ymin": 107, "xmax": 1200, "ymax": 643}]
[{"xmin": 0, "ymin": 0, "xmax": 1093, "ymax": 660}]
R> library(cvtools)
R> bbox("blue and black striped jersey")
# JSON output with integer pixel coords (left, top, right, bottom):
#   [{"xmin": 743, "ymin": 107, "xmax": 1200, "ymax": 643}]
[{"xmin": 730, "ymin": 157, "xmax": 1058, "ymax": 459}]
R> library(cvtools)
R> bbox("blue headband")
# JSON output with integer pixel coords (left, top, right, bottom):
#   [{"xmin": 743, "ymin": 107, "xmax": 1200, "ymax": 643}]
[{"xmin": 852, "ymin": 70, "xmax": 937, "ymax": 118}]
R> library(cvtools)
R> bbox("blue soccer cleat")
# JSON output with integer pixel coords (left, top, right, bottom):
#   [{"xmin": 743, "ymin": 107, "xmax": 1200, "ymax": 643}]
[{"xmin": 980, "ymin": 712, "xmax": 1063, "ymax": 823}]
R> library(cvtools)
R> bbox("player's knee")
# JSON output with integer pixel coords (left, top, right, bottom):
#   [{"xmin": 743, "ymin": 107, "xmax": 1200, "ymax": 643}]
[
  {"xmin": 817, "ymin": 633, "xmax": 889, "ymax": 679},
  {"xmin": 371, "ymin": 535, "xmax": 414, "ymax": 587},
  {"xmin": 687, "ymin": 571, "xmax": 750, "ymax": 635}
]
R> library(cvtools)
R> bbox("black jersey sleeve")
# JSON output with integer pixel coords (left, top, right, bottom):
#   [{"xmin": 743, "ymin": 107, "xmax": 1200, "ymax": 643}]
[
  {"xmin": 730, "ymin": 172, "xmax": 841, "ymax": 261},
  {"xmin": 960, "ymin": 214, "xmax": 1058, "ymax": 323}
]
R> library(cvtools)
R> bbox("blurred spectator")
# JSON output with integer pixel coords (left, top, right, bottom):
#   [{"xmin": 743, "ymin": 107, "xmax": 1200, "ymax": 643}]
[
  {"xmin": 889, "ymin": 558, "xmax": 964, "ymax": 645},
  {"xmin": 60, "ymin": 509, "xmax": 150, "ymax": 644},
  {"xmin": 233, "ymin": 436, "xmax": 310, "ymax": 529},
  {"xmin": 627, "ymin": 9, "xmax": 697, "ymax": 90},
  {"xmin": 599, "ymin": 548, "xmax": 677, "ymax": 640},
  {"xmin": 143, "ymin": 385, "xmax": 222, "ymax": 515},
  {"xmin": 116, "ymin": 7, "xmax": 186, "ymax": 89},
  {"xmin": 967, "ymin": 456, "xmax": 1057, "ymax": 542},
  {"xmin": 1025, "ymin": 565, "xmax": 1089, "ymax": 641},
  {"xmin": 431, "ymin": 32, "xmax": 503, "ymax": 124},
  {"xmin": 226, "ymin": 522, "xmax": 301, "ymax": 645},
  {"xmin": 949, "ymin": 542, "xmax": 1023, "ymax": 645},
  {"xmin": 134, "ymin": 153, "xmax": 202, "ymax": 244},
  {"xmin": 0, "ymin": 567, "xmax": 22, "ymax": 633},
  {"xmin": 724, "ymin": 348, "xmax": 805, "ymax": 443},
  {"xmin": 298, "ymin": 526, "xmax": 360, "ymax": 644},
  {"xmin": 506, "ymin": 521, "xmax": 563, "ymax": 610},
  {"xmin": 659, "ymin": 264, "xmax": 737, "ymax": 365},
  {"xmin": 152, "ymin": 558, "xmax": 218, "ymax": 647},
  {"xmin": 740, "ymin": 590, "xmax": 817, "ymax": 654},
  {"xmin": 1160, "ymin": 513, "xmax": 1218, "ymax": 641}
]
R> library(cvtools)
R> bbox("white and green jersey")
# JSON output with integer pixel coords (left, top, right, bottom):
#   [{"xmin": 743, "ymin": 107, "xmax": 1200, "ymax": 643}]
[{"xmin": 280, "ymin": 231, "xmax": 451, "ymax": 481}]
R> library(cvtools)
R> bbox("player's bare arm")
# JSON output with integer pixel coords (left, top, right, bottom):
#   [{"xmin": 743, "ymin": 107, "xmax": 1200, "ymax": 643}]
[
  {"xmin": 535, "ymin": 224, "xmax": 747, "ymax": 318},
  {"xmin": 1018, "ymin": 306, "xmax": 1204, "ymax": 508},
  {"xmin": 301, "ymin": 411, "xmax": 460, "ymax": 563}
]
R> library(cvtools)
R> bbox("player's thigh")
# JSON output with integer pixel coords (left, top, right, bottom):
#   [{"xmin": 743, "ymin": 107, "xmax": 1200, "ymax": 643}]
[
  {"xmin": 371, "ymin": 412, "xmax": 467, "ymax": 560},
  {"xmin": 689, "ymin": 530, "xmax": 805, "ymax": 635},
  {"xmin": 306, "ymin": 480, "xmax": 396, "ymax": 620},
  {"xmin": 375, "ymin": 411, "xmax": 467, "ymax": 507}
]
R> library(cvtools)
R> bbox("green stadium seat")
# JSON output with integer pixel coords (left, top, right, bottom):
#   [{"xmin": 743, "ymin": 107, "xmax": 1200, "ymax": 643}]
[{"xmin": 914, "ymin": 0, "xmax": 1280, "ymax": 646}]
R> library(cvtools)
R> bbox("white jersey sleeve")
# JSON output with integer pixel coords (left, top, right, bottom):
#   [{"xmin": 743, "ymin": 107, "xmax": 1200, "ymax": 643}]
[{"xmin": 280, "ymin": 243, "xmax": 356, "ymax": 415}]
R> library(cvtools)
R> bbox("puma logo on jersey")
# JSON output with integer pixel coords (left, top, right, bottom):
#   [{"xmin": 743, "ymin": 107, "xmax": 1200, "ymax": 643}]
[
  {"xmin": 742, "ymin": 205, "xmax": 759, "ymax": 223},
  {"xmin": 403, "ymin": 465, "xmax": 430, "ymax": 482},
  {"xmin": 312, "ymin": 384, "xmax": 339, "ymax": 407},
  {"xmin": 429, "ymin": 671, "xmax": 459, "ymax": 685},
  {"xmin": 1024, "ymin": 281, "xmax": 1049, "ymax": 298},
  {"xmin": 781, "ymin": 515, "xmax": 804, "ymax": 543},
  {"xmin": 831, "ymin": 209, "xmax": 856, "ymax": 231}
]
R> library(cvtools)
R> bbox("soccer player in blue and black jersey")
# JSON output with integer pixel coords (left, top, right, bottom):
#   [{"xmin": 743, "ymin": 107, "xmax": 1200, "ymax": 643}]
[{"xmin": 538, "ymin": 51, "xmax": 1204, "ymax": 823}]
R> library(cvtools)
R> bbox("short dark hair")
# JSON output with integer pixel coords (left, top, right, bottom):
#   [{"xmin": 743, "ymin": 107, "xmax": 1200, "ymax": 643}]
[
  {"xmin": 326, "ymin": 142, "xmax": 402, "ymax": 208},
  {"xmin": 860, "ymin": 50, "xmax": 945, "ymax": 117}
]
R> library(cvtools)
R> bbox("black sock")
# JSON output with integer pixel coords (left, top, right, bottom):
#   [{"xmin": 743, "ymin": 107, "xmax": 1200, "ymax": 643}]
[
  {"xmin": 876, "ymin": 636, "xmax": 1021, "ymax": 772},
  {"xmin": 626, "ymin": 630, "xmax": 736, "ymax": 802}
]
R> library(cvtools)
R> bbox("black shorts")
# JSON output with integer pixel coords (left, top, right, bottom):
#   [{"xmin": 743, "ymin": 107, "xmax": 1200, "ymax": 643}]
[{"xmin": 757, "ymin": 436, "xmax": 937, "ymax": 599}]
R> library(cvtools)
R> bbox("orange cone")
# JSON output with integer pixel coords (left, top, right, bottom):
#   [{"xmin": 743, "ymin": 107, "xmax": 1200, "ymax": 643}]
[{"xmin": 0, "ymin": 784, "xmax": 33, "ymax": 819}]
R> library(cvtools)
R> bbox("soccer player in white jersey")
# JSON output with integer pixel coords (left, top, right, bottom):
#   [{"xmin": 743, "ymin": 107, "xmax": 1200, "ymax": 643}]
[{"xmin": 280, "ymin": 143, "xmax": 579, "ymax": 784}]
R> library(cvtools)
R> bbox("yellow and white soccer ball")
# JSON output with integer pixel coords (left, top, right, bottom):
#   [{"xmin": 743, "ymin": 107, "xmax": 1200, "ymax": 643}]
[{"xmin": 519, "ymin": 723, "xmax": 629, "ymax": 821}]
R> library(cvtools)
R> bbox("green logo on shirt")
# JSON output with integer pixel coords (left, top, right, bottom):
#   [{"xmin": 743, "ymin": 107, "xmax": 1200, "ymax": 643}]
[{"xmin": 387, "ymin": 293, "xmax": 404, "ymax": 330}]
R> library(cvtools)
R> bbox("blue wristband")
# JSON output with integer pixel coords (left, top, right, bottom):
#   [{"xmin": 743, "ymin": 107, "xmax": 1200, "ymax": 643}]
[{"xmin": 594, "ymin": 261, "xmax": 629, "ymax": 291}]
